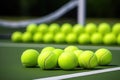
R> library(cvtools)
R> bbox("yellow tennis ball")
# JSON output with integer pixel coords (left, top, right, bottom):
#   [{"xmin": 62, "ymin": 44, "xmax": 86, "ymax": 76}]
[
  {"xmin": 33, "ymin": 32, "xmax": 43, "ymax": 43},
  {"xmin": 22, "ymin": 32, "xmax": 33, "ymax": 42},
  {"xmin": 53, "ymin": 49, "xmax": 64, "ymax": 58},
  {"xmin": 74, "ymin": 50, "xmax": 83, "ymax": 59},
  {"xmin": 95, "ymin": 48, "xmax": 112, "ymax": 65},
  {"xmin": 78, "ymin": 33, "xmax": 90, "ymax": 44},
  {"xmin": 64, "ymin": 46, "xmax": 79, "ymax": 52},
  {"xmin": 61, "ymin": 23, "xmax": 72, "ymax": 34},
  {"xmin": 58, "ymin": 52, "xmax": 78, "ymax": 70},
  {"xmin": 112, "ymin": 23, "xmax": 120, "ymax": 36},
  {"xmin": 74, "ymin": 50, "xmax": 83, "ymax": 66},
  {"xmin": 85, "ymin": 23, "xmax": 97, "ymax": 35},
  {"xmin": 72, "ymin": 24, "xmax": 84, "ymax": 35},
  {"xmin": 11, "ymin": 31, "xmax": 22, "ymax": 42},
  {"xmin": 54, "ymin": 32, "xmax": 65, "ymax": 43},
  {"xmin": 78, "ymin": 50, "xmax": 98, "ymax": 69},
  {"xmin": 65, "ymin": 33, "xmax": 77, "ymax": 44},
  {"xmin": 98, "ymin": 23, "xmax": 111, "ymax": 35},
  {"xmin": 43, "ymin": 32, "xmax": 54, "ymax": 43},
  {"xmin": 103, "ymin": 33, "xmax": 116, "ymax": 45},
  {"xmin": 117, "ymin": 34, "xmax": 120, "ymax": 45},
  {"xmin": 40, "ymin": 47, "xmax": 55, "ymax": 54},
  {"xmin": 37, "ymin": 23, "xmax": 48, "ymax": 34},
  {"xmin": 48, "ymin": 23, "xmax": 60, "ymax": 34},
  {"xmin": 26, "ymin": 23, "xmax": 37, "ymax": 34},
  {"xmin": 21, "ymin": 49, "xmax": 39, "ymax": 67},
  {"xmin": 38, "ymin": 51, "xmax": 58, "ymax": 69},
  {"xmin": 53, "ymin": 49, "xmax": 64, "ymax": 67},
  {"xmin": 91, "ymin": 33, "xmax": 103, "ymax": 44}
]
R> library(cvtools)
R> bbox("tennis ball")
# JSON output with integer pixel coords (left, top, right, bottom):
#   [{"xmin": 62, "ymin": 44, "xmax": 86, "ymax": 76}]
[
  {"xmin": 74, "ymin": 50, "xmax": 83, "ymax": 66},
  {"xmin": 65, "ymin": 33, "xmax": 77, "ymax": 44},
  {"xmin": 103, "ymin": 33, "xmax": 116, "ymax": 45},
  {"xmin": 95, "ymin": 48, "xmax": 112, "ymax": 65},
  {"xmin": 58, "ymin": 52, "xmax": 78, "ymax": 70},
  {"xmin": 11, "ymin": 31, "xmax": 22, "ymax": 42},
  {"xmin": 78, "ymin": 33, "xmax": 90, "ymax": 44},
  {"xmin": 91, "ymin": 33, "xmax": 103, "ymax": 44},
  {"xmin": 53, "ymin": 49, "xmax": 64, "ymax": 67},
  {"xmin": 72, "ymin": 24, "xmax": 84, "ymax": 35},
  {"xmin": 78, "ymin": 50, "xmax": 98, "ymax": 69},
  {"xmin": 117, "ymin": 34, "xmax": 120, "ymax": 45},
  {"xmin": 53, "ymin": 49, "xmax": 64, "ymax": 57},
  {"xmin": 98, "ymin": 23, "xmax": 111, "ymax": 35},
  {"xmin": 74, "ymin": 50, "xmax": 83, "ymax": 59},
  {"xmin": 37, "ymin": 23, "xmax": 48, "ymax": 34},
  {"xmin": 38, "ymin": 51, "xmax": 58, "ymax": 69},
  {"xmin": 43, "ymin": 33, "xmax": 54, "ymax": 43},
  {"xmin": 112, "ymin": 23, "xmax": 120, "ymax": 36},
  {"xmin": 22, "ymin": 32, "xmax": 33, "ymax": 42},
  {"xmin": 33, "ymin": 32, "xmax": 43, "ymax": 43},
  {"xmin": 54, "ymin": 32, "xmax": 65, "ymax": 43},
  {"xmin": 26, "ymin": 23, "xmax": 37, "ymax": 34},
  {"xmin": 61, "ymin": 23, "xmax": 72, "ymax": 34},
  {"xmin": 49, "ymin": 23, "xmax": 60, "ymax": 34},
  {"xmin": 85, "ymin": 23, "xmax": 97, "ymax": 35},
  {"xmin": 64, "ymin": 46, "xmax": 79, "ymax": 52},
  {"xmin": 21, "ymin": 49, "xmax": 39, "ymax": 67},
  {"xmin": 41, "ymin": 47, "xmax": 55, "ymax": 54}
]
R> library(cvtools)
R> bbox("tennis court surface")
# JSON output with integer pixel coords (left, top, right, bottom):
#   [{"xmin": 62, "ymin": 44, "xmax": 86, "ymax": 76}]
[{"xmin": 0, "ymin": 40, "xmax": 120, "ymax": 80}]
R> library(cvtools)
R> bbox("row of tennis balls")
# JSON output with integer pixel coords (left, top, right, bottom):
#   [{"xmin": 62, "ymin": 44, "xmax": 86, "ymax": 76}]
[
  {"xmin": 21, "ymin": 46, "xmax": 112, "ymax": 70},
  {"xmin": 26, "ymin": 23, "xmax": 120, "ymax": 36},
  {"xmin": 11, "ymin": 31, "xmax": 120, "ymax": 45}
]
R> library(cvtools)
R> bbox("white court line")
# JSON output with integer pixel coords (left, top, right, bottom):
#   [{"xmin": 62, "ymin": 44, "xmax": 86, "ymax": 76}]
[
  {"xmin": 34, "ymin": 67, "xmax": 120, "ymax": 80},
  {"xmin": 0, "ymin": 42, "xmax": 120, "ymax": 51}
]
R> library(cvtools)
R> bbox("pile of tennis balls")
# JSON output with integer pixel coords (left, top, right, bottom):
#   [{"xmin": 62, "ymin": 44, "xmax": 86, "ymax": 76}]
[
  {"xmin": 21, "ymin": 46, "xmax": 112, "ymax": 70},
  {"xmin": 12, "ymin": 23, "xmax": 120, "ymax": 45}
]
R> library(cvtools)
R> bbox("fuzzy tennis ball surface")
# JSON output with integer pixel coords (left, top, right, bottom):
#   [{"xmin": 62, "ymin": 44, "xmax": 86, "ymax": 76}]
[
  {"xmin": 64, "ymin": 46, "xmax": 79, "ymax": 52},
  {"xmin": 61, "ymin": 23, "xmax": 72, "ymax": 34},
  {"xmin": 58, "ymin": 52, "xmax": 78, "ymax": 70},
  {"xmin": 11, "ymin": 31, "xmax": 22, "ymax": 42},
  {"xmin": 74, "ymin": 50, "xmax": 83, "ymax": 66},
  {"xmin": 98, "ymin": 23, "xmax": 111, "ymax": 35},
  {"xmin": 91, "ymin": 33, "xmax": 103, "ymax": 44},
  {"xmin": 54, "ymin": 32, "xmax": 65, "ymax": 43},
  {"xmin": 112, "ymin": 23, "xmax": 120, "ymax": 36},
  {"xmin": 49, "ymin": 23, "xmax": 60, "ymax": 34},
  {"xmin": 53, "ymin": 49, "xmax": 63, "ymax": 57},
  {"xmin": 72, "ymin": 24, "xmax": 84, "ymax": 35},
  {"xmin": 74, "ymin": 50, "xmax": 83, "ymax": 59},
  {"xmin": 43, "ymin": 33, "xmax": 54, "ymax": 43},
  {"xmin": 26, "ymin": 23, "xmax": 37, "ymax": 34},
  {"xmin": 22, "ymin": 32, "xmax": 33, "ymax": 42},
  {"xmin": 21, "ymin": 49, "xmax": 39, "ymax": 67},
  {"xmin": 38, "ymin": 51, "xmax": 58, "ymax": 69},
  {"xmin": 33, "ymin": 32, "xmax": 43, "ymax": 43},
  {"xmin": 103, "ymin": 33, "xmax": 116, "ymax": 45},
  {"xmin": 37, "ymin": 23, "xmax": 48, "ymax": 34},
  {"xmin": 65, "ymin": 33, "xmax": 77, "ymax": 44},
  {"xmin": 85, "ymin": 23, "xmax": 97, "ymax": 35},
  {"xmin": 95, "ymin": 48, "xmax": 112, "ymax": 65},
  {"xmin": 78, "ymin": 50, "xmax": 98, "ymax": 69},
  {"xmin": 41, "ymin": 47, "xmax": 55, "ymax": 54},
  {"xmin": 78, "ymin": 33, "xmax": 90, "ymax": 44},
  {"xmin": 53, "ymin": 49, "xmax": 64, "ymax": 67},
  {"xmin": 117, "ymin": 34, "xmax": 120, "ymax": 45}
]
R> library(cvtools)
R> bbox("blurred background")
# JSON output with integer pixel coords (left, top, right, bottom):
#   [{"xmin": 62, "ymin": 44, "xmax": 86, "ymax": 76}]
[
  {"xmin": 0, "ymin": 0, "xmax": 120, "ymax": 36},
  {"xmin": 0, "ymin": 0, "xmax": 120, "ymax": 19}
]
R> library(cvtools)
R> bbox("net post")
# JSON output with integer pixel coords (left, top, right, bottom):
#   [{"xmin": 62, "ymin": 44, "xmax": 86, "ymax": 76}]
[{"xmin": 77, "ymin": 0, "xmax": 86, "ymax": 26}]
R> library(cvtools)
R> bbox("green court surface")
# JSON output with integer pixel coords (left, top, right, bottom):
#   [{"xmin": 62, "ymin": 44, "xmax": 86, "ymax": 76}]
[{"xmin": 0, "ymin": 40, "xmax": 120, "ymax": 80}]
